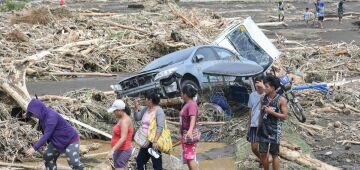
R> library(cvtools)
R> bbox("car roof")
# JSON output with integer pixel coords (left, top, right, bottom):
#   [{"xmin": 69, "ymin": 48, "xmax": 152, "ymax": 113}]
[{"xmin": 141, "ymin": 45, "xmax": 222, "ymax": 72}]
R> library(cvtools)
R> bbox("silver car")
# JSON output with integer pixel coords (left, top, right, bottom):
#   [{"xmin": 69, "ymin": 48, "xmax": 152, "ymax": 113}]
[{"xmin": 112, "ymin": 17, "xmax": 280, "ymax": 98}]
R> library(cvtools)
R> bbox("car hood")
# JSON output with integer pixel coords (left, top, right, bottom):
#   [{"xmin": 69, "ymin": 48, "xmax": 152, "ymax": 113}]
[{"xmin": 119, "ymin": 62, "xmax": 183, "ymax": 83}]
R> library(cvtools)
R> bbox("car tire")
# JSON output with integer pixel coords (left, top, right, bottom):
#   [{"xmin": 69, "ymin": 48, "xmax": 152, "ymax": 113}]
[{"xmin": 181, "ymin": 79, "xmax": 201, "ymax": 103}]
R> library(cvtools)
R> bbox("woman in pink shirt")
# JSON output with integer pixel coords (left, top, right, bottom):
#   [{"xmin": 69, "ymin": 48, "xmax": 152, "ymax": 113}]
[{"xmin": 180, "ymin": 85, "xmax": 199, "ymax": 170}]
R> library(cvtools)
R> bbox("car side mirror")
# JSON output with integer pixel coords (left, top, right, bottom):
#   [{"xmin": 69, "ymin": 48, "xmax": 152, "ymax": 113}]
[{"xmin": 194, "ymin": 54, "xmax": 204, "ymax": 63}]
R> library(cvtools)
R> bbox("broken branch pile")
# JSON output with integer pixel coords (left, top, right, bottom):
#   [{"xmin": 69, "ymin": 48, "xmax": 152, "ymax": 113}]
[
  {"xmin": 0, "ymin": 119, "xmax": 41, "ymax": 162},
  {"xmin": 0, "ymin": 1, "xmax": 230, "ymax": 78}
]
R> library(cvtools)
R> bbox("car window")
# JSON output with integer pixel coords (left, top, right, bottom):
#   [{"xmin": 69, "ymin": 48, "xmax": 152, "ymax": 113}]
[
  {"xmin": 214, "ymin": 47, "xmax": 239, "ymax": 61},
  {"xmin": 227, "ymin": 28, "xmax": 273, "ymax": 70},
  {"xmin": 195, "ymin": 47, "xmax": 218, "ymax": 62}
]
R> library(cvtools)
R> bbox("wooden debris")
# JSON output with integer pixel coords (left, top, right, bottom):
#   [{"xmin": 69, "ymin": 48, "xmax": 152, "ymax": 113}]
[
  {"xmin": 79, "ymin": 12, "xmax": 116, "ymax": 16},
  {"xmin": 93, "ymin": 19, "xmax": 150, "ymax": 35},
  {"xmin": 336, "ymin": 140, "xmax": 360, "ymax": 145},
  {"xmin": 257, "ymin": 21, "xmax": 288, "ymax": 27},
  {"xmin": 38, "ymin": 95, "xmax": 75, "ymax": 101},
  {"xmin": 48, "ymin": 72, "xmax": 117, "ymax": 77},
  {"xmin": 280, "ymin": 146, "xmax": 340, "ymax": 170}
]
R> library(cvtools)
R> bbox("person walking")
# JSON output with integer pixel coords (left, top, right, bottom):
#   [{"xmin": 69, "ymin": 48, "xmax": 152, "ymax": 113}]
[
  {"xmin": 25, "ymin": 99, "xmax": 84, "ymax": 170},
  {"xmin": 277, "ymin": 1, "xmax": 285, "ymax": 22},
  {"xmin": 134, "ymin": 92, "xmax": 165, "ymax": 170},
  {"xmin": 107, "ymin": 100, "xmax": 134, "ymax": 170},
  {"xmin": 257, "ymin": 75, "xmax": 288, "ymax": 170},
  {"xmin": 315, "ymin": 0, "xmax": 325, "ymax": 28},
  {"xmin": 247, "ymin": 76, "xmax": 266, "ymax": 169},
  {"xmin": 180, "ymin": 85, "xmax": 200, "ymax": 170},
  {"xmin": 338, "ymin": 0, "xmax": 345, "ymax": 23}
]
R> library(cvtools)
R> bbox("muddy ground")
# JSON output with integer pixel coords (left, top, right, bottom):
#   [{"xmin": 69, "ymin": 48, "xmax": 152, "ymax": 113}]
[{"xmin": 2, "ymin": 0, "xmax": 359, "ymax": 169}]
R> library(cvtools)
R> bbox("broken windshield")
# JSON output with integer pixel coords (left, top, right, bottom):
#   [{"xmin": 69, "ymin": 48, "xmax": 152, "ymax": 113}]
[{"xmin": 227, "ymin": 28, "xmax": 273, "ymax": 70}]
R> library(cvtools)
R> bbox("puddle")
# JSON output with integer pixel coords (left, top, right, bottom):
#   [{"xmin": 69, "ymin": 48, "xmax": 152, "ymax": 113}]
[{"xmin": 172, "ymin": 142, "xmax": 236, "ymax": 170}]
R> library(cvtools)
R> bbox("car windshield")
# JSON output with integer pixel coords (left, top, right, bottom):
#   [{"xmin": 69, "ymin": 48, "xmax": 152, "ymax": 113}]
[
  {"xmin": 227, "ymin": 28, "xmax": 273, "ymax": 70},
  {"xmin": 142, "ymin": 47, "xmax": 195, "ymax": 72}
]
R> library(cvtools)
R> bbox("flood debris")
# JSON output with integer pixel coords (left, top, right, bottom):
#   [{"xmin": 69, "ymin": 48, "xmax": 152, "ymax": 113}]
[{"xmin": 0, "ymin": 0, "xmax": 360, "ymax": 169}]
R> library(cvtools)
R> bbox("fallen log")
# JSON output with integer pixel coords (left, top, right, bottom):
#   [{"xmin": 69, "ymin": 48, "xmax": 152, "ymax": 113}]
[
  {"xmin": 332, "ymin": 103, "xmax": 360, "ymax": 113},
  {"xmin": 53, "ymin": 38, "xmax": 101, "ymax": 52},
  {"xmin": 0, "ymin": 51, "xmax": 51, "ymax": 110},
  {"xmin": 61, "ymin": 114, "xmax": 112, "ymax": 139},
  {"xmin": 79, "ymin": 12, "xmax": 116, "ymax": 17},
  {"xmin": 297, "ymin": 122, "xmax": 324, "ymax": 131},
  {"xmin": 38, "ymin": 95, "xmax": 75, "ymax": 102},
  {"xmin": 93, "ymin": 19, "xmax": 150, "ymax": 35},
  {"xmin": 49, "ymin": 63, "xmax": 74, "ymax": 71},
  {"xmin": 280, "ymin": 141, "xmax": 301, "ymax": 151},
  {"xmin": 336, "ymin": 140, "xmax": 360, "ymax": 145},
  {"xmin": 0, "ymin": 162, "xmax": 38, "ymax": 169},
  {"xmin": 257, "ymin": 21, "xmax": 288, "ymax": 27},
  {"xmin": 83, "ymin": 151, "xmax": 108, "ymax": 158},
  {"xmin": 280, "ymin": 147, "xmax": 340, "ymax": 170},
  {"xmin": 48, "ymin": 72, "xmax": 117, "ymax": 77}
]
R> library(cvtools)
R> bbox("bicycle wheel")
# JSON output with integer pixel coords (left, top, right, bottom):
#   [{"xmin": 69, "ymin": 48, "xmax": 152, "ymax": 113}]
[{"xmin": 288, "ymin": 100, "xmax": 306, "ymax": 123}]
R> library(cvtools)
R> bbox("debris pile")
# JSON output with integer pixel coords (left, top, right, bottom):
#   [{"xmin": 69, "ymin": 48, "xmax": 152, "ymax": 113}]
[
  {"xmin": 0, "ymin": 1, "xmax": 228, "ymax": 78},
  {"xmin": 0, "ymin": 119, "xmax": 41, "ymax": 162}
]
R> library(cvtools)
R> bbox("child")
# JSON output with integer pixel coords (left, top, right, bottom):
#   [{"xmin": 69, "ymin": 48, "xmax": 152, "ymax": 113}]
[
  {"xmin": 277, "ymin": 1, "xmax": 285, "ymax": 22},
  {"xmin": 304, "ymin": 8, "xmax": 312, "ymax": 27}
]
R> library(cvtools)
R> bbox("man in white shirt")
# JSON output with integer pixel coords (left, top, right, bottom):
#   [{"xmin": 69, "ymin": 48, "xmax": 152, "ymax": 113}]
[{"xmin": 247, "ymin": 76, "xmax": 266, "ymax": 169}]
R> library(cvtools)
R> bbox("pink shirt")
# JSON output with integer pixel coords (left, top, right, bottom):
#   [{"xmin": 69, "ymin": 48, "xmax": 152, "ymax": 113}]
[
  {"xmin": 141, "ymin": 110, "xmax": 156, "ymax": 135},
  {"xmin": 180, "ymin": 100, "xmax": 198, "ymax": 131}
]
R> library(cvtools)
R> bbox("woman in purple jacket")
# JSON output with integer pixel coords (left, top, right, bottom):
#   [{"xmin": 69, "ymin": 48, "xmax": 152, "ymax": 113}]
[{"xmin": 25, "ymin": 99, "xmax": 84, "ymax": 170}]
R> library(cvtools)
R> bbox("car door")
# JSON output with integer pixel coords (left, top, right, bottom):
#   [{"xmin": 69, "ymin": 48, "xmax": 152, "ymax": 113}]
[
  {"xmin": 192, "ymin": 47, "xmax": 223, "ymax": 86},
  {"xmin": 213, "ymin": 17, "xmax": 280, "ymax": 71}
]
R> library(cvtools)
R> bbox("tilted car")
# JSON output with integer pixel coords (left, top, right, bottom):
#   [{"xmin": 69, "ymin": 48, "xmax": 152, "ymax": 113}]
[{"xmin": 111, "ymin": 17, "xmax": 280, "ymax": 98}]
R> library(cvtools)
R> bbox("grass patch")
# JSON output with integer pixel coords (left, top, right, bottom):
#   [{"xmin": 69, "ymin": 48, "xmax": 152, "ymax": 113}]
[
  {"xmin": 282, "ymin": 120, "xmax": 312, "ymax": 154},
  {"xmin": 0, "ymin": 0, "xmax": 27, "ymax": 11}
]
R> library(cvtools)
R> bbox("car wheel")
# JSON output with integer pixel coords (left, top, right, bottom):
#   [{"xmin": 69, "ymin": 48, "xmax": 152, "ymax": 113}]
[{"xmin": 181, "ymin": 79, "xmax": 201, "ymax": 103}]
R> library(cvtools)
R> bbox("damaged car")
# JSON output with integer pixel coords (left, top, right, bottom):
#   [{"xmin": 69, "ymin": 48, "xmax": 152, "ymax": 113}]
[{"xmin": 111, "ymin": 17, "xmax": 280, "ymax": 98}]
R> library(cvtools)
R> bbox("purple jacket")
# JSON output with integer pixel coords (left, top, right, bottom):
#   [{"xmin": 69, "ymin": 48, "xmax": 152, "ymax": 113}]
[{"xmin": 27, "ymin": 99, "xmax": 78, "ymax": 153}]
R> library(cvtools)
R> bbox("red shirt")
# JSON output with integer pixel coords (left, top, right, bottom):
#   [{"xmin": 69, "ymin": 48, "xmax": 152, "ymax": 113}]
[
  {"xmin": 111, "ymin": 123, "xmax": 133, "ymax": 150},
  {"xmin": 180, "ymin": 100, "xmax": 198, "ymax": 132}
]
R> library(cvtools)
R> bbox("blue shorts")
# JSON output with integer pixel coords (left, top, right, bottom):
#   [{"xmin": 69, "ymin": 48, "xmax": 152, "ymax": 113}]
[
  {"xmin": 113, "ymin": 148, "xmax": 132, "ymax": 168},
  {"xmin": 247, "ymin": 127, "xmax": 259, "ymax": 143}
]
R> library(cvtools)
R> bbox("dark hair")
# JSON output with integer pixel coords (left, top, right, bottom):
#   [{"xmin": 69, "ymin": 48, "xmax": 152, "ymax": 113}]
[
  {"xmin": 254, "ymin": 75, "xmax": 265, "ymax": 83},
  {"xmin": 145, "ymin": 92, "xmax": 161, "ymax": 105},
  {"xmin": 264, "ymin": 75, "xmax": 281, "ymax": 90},
  {"xmin": 182, "ymin": 85, "xmax": 198, "ymax": 98},
  {"xmin": 124, "ymin": 105, "xmax": 131, "ymax": 116},
  {"xmin": 306, "ymin": 7, "xmax": 309, "ymax": 10}
]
